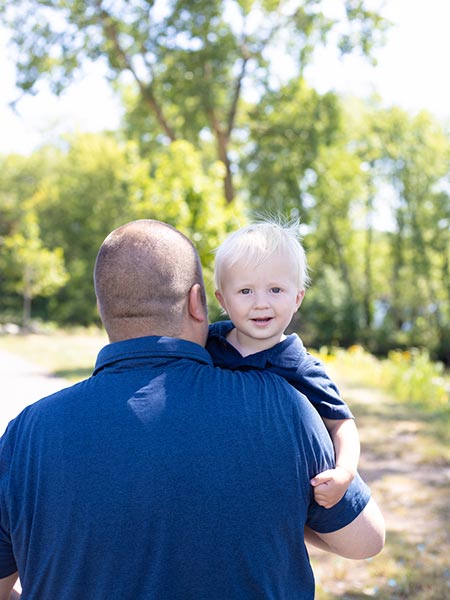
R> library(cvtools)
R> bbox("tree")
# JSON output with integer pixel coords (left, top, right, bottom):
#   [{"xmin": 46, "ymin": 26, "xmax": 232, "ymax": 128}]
[
  {"xmin": 1, "ymin": 0, "xmax": 388, "ymax": 203},
  {"xmin": 0, "ymin": 150, "xmax": 60, "ymax": 319},
  {"xmin": 297, "ymin": 140, "xmax": 367, "ymax": 346},
  {"xmin": 124, "ymin": 138, "xmax": 248, "ymax": 314},
  {"xmin": 354, "ymin": 104, "xmax": 450, "ymax": 359},
  {"xmin": 28, "ymin": 133, "xmax": 245, "ymax": 323},
  {"xmin": 293, "ymin": 97, "xmax": 450, "ymax": 360},
  {"xmin": 34, "ymin": 133, "xmax": 159, "ymax": 323},
  {"xmin": 241, "ymin": 79, "xmax": 341, "ymax": 216},
  {"xmin": 4, "ymin": 209, "xmax": 68, "ymax": 329}
]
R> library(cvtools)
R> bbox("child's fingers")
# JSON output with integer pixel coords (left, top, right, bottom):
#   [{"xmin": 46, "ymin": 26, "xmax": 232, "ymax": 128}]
[
  {"xmin": 313, "ymin": 487, "xmax": 335, "ymax": 508},
  {"xmin": 313, "ymin": 481, "xmax": 347, "ymax": 508},
  {"xmin": 310, "ymin": 470, "xmax": 334, "ymax": 486}
]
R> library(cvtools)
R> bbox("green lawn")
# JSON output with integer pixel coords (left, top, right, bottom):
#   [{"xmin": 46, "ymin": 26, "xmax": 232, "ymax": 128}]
[{"xmin": 0, "ymin": 328, "xmax": 108, "ymax": 382}]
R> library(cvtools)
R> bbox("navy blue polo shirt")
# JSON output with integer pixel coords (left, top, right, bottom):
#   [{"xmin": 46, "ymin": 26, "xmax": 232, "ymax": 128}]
[
  {"xmin": 0, "ymin": 336, "xmax": 368, "ymax": 599},
  {"xmin": 207, "ymin": 320, "xmax": 353, "ymax": 420}
]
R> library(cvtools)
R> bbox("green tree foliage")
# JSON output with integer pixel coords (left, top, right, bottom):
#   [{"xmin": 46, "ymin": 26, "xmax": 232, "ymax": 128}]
[
  {"xmin": 0, "ymin": 134, "xmax": 245, "ymax": 325},
  {"xmin": 34, "ymin": 134, "xmax": 147, "ymax": 323},
  {"xmin": 298, "ymin": 142, "xmax": 366, "ymax": 346},
  {"xmin": 1, "ymin": 0, "xmax": 448, "ymax": 362},
  {"xmin": 0, "ymin": 0, "xmax": 388, "ymax": 203},
  {"xmin": 132, "ymin": 139, "xmax": 246, "ymax": 263},
  {"xmin": 368, "ymin": 108, "xmax": 450, "ymax": 360},
  {"xmin": 241, "ymin": 79, "xmax": 341, "ymax": 215},
  {"xmin": 0, "ymin": 151, "xmax": 60, "ymax": 317},
  {"xmin": 1, "ymin": 100, "xmax": 449, "ymax": 363},
  {"xmin": 4, "ymin": 210, "xmax": 68, "ymax": 329},
  {"xmin": 287, "ymin": 99, "xmax": 450, "ymax": 363}
]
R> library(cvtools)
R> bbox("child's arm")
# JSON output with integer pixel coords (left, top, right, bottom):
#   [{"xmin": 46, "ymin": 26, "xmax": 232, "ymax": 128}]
[{"xmin": 310, "ymin": 418, "xmax": 360, "ymax": 509}]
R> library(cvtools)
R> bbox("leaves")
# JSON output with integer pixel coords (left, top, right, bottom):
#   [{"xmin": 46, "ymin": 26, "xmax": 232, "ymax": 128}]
[
  {"xmin": 0, "ymin": 2, "xmax": 448, "ymax": 361},
  {"xmin": 1, "ymin": 0, "xmax": 387, "ymax": 201},
  {"xmin": 0, "ymin": 133, "xmax": 245, "ymax": 324}
]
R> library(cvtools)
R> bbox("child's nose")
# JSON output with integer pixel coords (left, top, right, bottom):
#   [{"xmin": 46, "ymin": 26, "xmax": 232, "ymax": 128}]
[{"xmin": 253, "ymin": 292, "xmax": 270, "ymax": 308}]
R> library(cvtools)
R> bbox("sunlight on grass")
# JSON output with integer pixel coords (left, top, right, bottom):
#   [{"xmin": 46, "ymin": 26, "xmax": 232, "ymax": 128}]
[
  {"xmin": 311, "ymin": 346, "xmax": 450, "ymax": 600},
  {"xmin": 0, "ymin": 327, "xmax": 108, "ymax": 382},
  {"xmin": 316, "ymin": 345, "xmax": 449, "ymax": 412},
  {"xmin": 317, "ymin": 345, "xmax": 450, "ymax": 465}
]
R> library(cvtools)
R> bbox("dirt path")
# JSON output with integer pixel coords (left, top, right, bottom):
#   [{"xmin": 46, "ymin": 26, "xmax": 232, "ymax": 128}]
[
  {"xmin": 0, "ymin": 348, "xmax": 69, "ymax": 434},
  {"xmin": 308, "ymin": 376, "xmax": 450, "ymax": 599}
]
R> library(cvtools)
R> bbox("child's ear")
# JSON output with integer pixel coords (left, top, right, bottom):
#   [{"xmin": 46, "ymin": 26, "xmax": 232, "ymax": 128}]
[
  {"xmin": 214, "ymin": 290, "xmax": 227, "ymax": 312},
  {"xmin": 295, "ymin": 290, "xmax": 305, "ymax": 311}
]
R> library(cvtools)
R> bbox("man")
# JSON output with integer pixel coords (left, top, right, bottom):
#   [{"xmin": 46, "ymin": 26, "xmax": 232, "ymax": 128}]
[{"xmin": 0, "ymin": 220, "xmax": 384, "ymax": 599}]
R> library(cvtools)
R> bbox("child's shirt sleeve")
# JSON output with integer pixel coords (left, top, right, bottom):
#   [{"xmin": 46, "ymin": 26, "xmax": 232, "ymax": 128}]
[
  {"xmin": 266, "ymin": 334, "xmax": 354, "ymax": 420},
  {"xmin": 207, "ymin": 322, "xmax": 353, "ymax": 421}
]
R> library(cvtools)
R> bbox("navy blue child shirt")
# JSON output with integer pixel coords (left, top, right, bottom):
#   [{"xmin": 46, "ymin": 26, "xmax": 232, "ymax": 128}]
[{"xmin": 207, "ymin": 320, "xmax": 354, "ymax": 421}]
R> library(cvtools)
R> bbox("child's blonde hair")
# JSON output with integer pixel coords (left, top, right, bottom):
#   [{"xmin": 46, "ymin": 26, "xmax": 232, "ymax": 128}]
[{"xmin": 214, "ymin": 218, "xmax": 310, "ymax": 291}]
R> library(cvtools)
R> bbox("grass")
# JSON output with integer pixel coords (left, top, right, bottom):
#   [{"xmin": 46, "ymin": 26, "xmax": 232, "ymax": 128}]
[
  {"xmin": 318, "ymin": 345, "xmax": 450, "ymax": 463},
  {"xmin": 0, "ymin": 329, "xmax": 449, "ymax": 599},
  {"xmin": 314, "ymin": 348, "xmax": 450, "ymax": 600},
  {"xmin": 0, "ymin": 327, "xmax": 108, "ymax": 382}
]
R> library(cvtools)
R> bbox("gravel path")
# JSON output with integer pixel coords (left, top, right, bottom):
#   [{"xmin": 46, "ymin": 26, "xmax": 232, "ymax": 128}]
[{"xmin": 0, "ymin": 348, "xmax": 69, "ymax": 435}]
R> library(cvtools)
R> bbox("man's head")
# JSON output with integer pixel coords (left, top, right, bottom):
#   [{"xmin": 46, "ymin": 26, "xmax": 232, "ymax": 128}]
[{"xmin": 94, "ymin": 220, "xmax": 208, "ymax": 344}]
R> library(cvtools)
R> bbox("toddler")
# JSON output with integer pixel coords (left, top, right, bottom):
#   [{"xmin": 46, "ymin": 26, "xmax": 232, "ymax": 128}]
[{"xmin": 207, "ymin": 219, "xmax": 360, "ymax": 508}]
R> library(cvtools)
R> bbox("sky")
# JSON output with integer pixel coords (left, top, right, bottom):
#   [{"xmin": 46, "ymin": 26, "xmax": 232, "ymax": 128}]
[{"xmin": 1, "ymin": 0, "xmax": 449, "ymax": 156}]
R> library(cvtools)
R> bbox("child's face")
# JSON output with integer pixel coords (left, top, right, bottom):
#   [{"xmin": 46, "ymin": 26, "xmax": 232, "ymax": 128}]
[{"xmin": 215, "ymin": 251, "xmax": 304, "ymax": 352}]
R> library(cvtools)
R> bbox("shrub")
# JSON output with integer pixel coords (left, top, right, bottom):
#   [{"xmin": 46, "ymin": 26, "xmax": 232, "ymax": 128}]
[{"xmin": 382, "ymin": 348, "xmax": 449, "ymax": 410}]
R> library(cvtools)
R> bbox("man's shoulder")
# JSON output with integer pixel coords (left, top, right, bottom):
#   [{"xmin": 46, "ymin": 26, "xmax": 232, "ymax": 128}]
[{"xmin": 209, "ymin": 355, "xmax": 295, "ymax": 391}]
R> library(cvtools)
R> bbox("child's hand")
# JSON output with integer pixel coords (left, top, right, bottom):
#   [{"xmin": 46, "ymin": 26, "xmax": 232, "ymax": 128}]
[{"xmin": 310, "ymin": 466, "xmax": 354, "ymax": 509}]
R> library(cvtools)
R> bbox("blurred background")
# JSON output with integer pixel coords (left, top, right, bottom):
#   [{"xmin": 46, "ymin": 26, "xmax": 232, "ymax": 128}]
[{"xmin": 0, "ymin": 1, "xmax": 449, "ymax": 598}]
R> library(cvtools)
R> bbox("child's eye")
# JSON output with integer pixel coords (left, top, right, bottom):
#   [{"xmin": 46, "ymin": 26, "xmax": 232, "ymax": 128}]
[
  {"xmin": 271, "ymin": 287, "xmax": 282, "ymax": 294},
  {"xmin": 239, "ymin": 288, "xmax": 252, "ymax": 295}
]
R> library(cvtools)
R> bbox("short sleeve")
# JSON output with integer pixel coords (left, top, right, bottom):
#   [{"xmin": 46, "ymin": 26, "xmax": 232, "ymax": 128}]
[
  {"xmin": 289, "ymin": 386, "xmax": 370, "ymax": 534},
  {"xmin": 306, "ymin": 473, "xmax": 371, "ymax": 533},
  {"xmin": 268, "ymin": 337, "xmax": 354, "ymax": 420}
]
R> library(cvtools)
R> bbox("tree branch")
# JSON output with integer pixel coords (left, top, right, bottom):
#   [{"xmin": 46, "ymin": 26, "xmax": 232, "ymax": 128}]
[
  {"xmin": 226, "ymin": 46, "xmax": 249, "ymax": 138},
  {"xmin": 97, "ymin": 5, "xmax": 177, "ymax": 141},
  {"xmin": 202, "ymin": 62, "xmax": 234, "ymax": 203}
]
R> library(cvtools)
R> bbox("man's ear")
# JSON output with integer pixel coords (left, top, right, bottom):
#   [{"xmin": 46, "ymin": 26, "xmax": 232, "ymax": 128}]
[
  {"xmin": 295, "ymin": 290, "xmax": 305, "ymax": 311},
  {"xmin": 188, "ymin": 284, "xmax": 208, "ymax": 323},
  {"xmin": 96, "ymin": 299, "xmax": 104, "ymax": 321},
  {"xmin": 214, "ymin": 290, "xmax": 227, "ymax": 312}
]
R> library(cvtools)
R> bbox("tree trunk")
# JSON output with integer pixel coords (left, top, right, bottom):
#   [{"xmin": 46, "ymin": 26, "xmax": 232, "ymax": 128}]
[
  {"xmin": 22, "ymin": 293, "xmax": 32, "ymax": 332},
  {"xmin": 363, "ymin": 195, "xmax": 374, "ymax": 329}
]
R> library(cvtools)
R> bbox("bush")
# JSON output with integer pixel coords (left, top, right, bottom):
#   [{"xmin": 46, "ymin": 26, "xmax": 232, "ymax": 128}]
[
  {"xmin": 316, "ymin": 345, "xmax": 449, "ymax": 411},
  {"xmin": 382, "ymin": 349, "xmax": 449, "ymax": 410}
]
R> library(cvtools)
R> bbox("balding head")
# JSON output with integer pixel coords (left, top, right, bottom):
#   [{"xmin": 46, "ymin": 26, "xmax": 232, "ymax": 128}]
[{"xmin": 94, "ymin": 220, "xmax": 208, "ymax": 343}]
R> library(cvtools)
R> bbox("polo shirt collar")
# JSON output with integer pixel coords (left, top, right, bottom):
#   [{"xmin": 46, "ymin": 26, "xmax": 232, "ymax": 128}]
[
  {"xmin": 208, "ymin": 320, "xmax": 302, "ymax": 369},
  {"xmin": 94, "ymin": 335, "xmax": 212, "ymax": 375}
]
